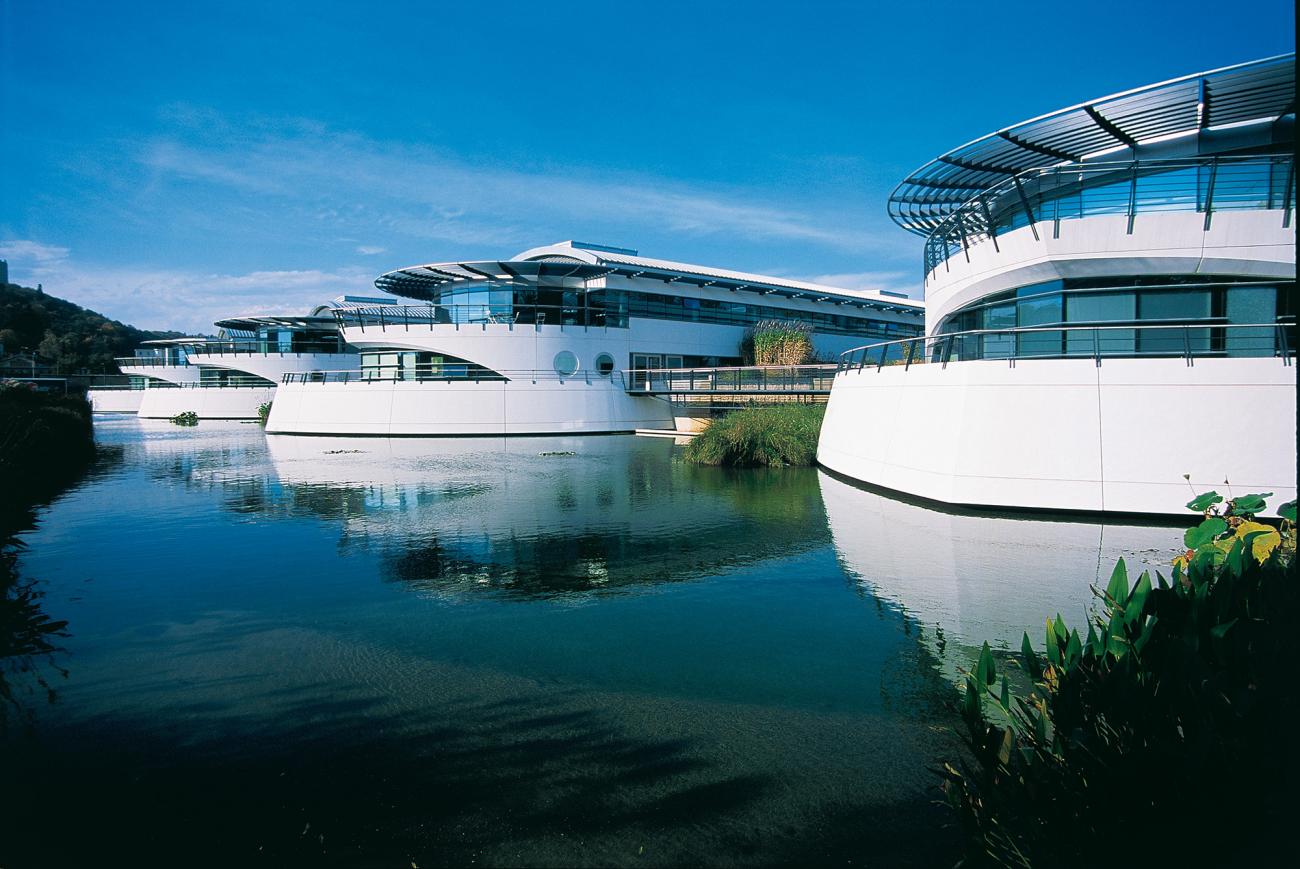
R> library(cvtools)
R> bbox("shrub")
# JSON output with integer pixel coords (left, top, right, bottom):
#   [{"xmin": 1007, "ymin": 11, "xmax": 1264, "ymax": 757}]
[
  {"xmin": 170, "ymin": 411, "xmax": 199, "ymax": 426},
  {"xmin": 943, "ymin": 492, "xmax": 1298, "ymax": 866},
  {"xmin": 744, "ymin": 320, "xmax": 814, "ymax": 365},
  {"xmin": 682, "ymin": 403, "xmax": 825, "ymax": 467},
  {"xmin": 257, "ymin": 401, "xmax": 273, "ymax": 425}
]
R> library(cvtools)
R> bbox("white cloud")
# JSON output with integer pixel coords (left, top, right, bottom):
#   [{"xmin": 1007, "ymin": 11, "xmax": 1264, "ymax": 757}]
[
  {"xmin": 2, "ymin": 239, "xmax": 370, "ymax": 333},
  {"xmin": 356, "ymin": 245, "xmax": 387, "ymax": 255}
]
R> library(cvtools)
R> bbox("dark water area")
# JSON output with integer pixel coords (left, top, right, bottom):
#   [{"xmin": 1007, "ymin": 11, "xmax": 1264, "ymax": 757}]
[{"xmin": 1, "ymin": 418, "xmax": 1181, "ymax": 867}]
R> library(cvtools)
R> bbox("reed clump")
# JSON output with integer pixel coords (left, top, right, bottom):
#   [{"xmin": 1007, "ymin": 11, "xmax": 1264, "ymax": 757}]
[
  {"xmin": 745, "ymin": 320, "xmax": 815, "ymax": 365},
  {"xmin": 682, "ymin": 403, "xmax": 825, "ymax": 467}
]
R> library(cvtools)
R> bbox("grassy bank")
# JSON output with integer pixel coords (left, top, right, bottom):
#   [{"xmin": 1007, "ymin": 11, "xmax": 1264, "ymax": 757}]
[
  {"xmin": 0, "ymin": 385, "xmax": 96, "ymax": 532},
  {"xmin": 683, "ymin": 403, "xmax": 825, "ymax": 467}
]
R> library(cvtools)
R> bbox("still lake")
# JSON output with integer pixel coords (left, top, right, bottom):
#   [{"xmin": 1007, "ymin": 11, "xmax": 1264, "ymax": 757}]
[{"xmin": 2, "ymin": 417, "xmax": 1180, "ymax": 866}]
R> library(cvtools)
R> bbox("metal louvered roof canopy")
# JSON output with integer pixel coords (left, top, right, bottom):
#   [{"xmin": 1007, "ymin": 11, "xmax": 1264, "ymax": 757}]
[{"xmin": 890, "ymin": 53, "xmax": 1296, "ymax": 235}]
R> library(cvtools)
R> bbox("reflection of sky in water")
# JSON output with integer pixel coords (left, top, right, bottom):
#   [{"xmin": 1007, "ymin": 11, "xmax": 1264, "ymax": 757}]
[{"xmin": 3, "ymin": 416, "xmax": 1183, "ymax": 865}]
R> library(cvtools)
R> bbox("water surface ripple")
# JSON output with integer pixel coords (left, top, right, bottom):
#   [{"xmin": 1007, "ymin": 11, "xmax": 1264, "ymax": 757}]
[{"xmin": 1, "ymin": 417, "xmax": 1179, "ymax": 866}]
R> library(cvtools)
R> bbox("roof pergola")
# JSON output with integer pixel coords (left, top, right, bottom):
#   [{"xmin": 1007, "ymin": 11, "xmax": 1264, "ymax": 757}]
[{"xmin": 889, "ymin": 53, "xmax": 1296, "ymax": 235}]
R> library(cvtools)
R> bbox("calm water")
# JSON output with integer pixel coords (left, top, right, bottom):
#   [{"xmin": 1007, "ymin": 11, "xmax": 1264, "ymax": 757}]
[{"xmin": 1, "ymin": 417, "xmax": 1180, "ymax": 867}]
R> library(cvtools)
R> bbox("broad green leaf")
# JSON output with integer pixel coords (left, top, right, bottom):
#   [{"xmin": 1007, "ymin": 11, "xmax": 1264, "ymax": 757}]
[
  {"xmin": 976, "ymin": 642, "xmax": 997, "ymax": 686},
  {"xmin": 1065, "ymin": 629, "xmax": 1083, "ymax": 665},
  {"xmin": 1106, "ymin": 560, "xmax": 1129, "ymax": 607},
  {"xmin": 1237, "ymin": 523, "xmax": 1282, "ymax": 563},
  {"xmin": 1184, "ymin": 517, "xmax": 1228, "ymax": 549},
  {"xmin": 1279, "ymin": 500, "xmax": 1298, "ymax": 523},
  {"xmin": 1185, "ymin": 491, "xmax": 1223, "ymax": 512},
  {"xmin": 963, "ymin": 678, "xmax": 981, "ymax": 721},
  {"xmin": 1045, "ymin": 620, "xmax": 1061, "ymax": 666},
  {"xmin": 1126, "ymin": 572, "xmax": 1153, "ymax": 626},
  {"xmin": 1230, "ymin": 493, "xmax": 1272, "ymax": 515},
  {"xmin": 1210, "ymin": 619, "xmax": 1238, "ymax": 640},
  {"xmin": 1020, "ymin": 632, "xmax": 1042, "ymax": 679},
  {"xmin": 1053, "ymin": 614, "xmax": 1069, "ymax": 643}
]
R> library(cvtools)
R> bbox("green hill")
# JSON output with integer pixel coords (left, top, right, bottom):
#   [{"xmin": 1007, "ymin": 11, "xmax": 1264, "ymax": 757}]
[{"xmin": 0, "ymin": 283, "xmax": 184, "ymax": 374}]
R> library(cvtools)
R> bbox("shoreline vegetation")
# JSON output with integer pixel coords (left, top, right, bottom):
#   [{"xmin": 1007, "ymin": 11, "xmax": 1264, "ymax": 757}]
[
  {"xmin": 683, "ymin": 403, "xmax": 825, "ymax": 467},
  {"xmin": 946, "ymin": 491, "xmax": 1298, "ymax": 864},
  {"xmin": 1, "ymin": 383, "xmax": 96, "ymax": 732}
]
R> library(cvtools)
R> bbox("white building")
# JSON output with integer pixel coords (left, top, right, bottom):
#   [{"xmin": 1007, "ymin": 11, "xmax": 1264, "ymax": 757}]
[
  {"xmin": 818, "ymin": 54, "xmax": 1296, "ymax": 516},
  {"xmin": 266, "ymin": 241, "xmax": 924, "ymax": 436},
  {"xmin": 107, "ymin": 297, "xmax": 387, "ymax": 419}
]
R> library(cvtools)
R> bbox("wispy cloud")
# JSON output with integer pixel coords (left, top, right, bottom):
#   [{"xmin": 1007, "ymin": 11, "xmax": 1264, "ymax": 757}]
[
  {"xmin": 356, "ymin": 245, "xmax": 386, "ymax": 255},
  {"xmin": 2, "ymin": 238, "xmax": 369, "ymax": 333},
  {"xmin": 129, "ymin": 112, "xmax": 892, "ymax": 255}
]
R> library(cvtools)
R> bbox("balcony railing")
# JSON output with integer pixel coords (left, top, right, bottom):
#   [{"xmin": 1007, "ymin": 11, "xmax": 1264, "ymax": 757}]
[
  {"xmin": 115, "ymin": 357, "xmax": 189, "ymax": 368},
  {"xmin": 924, "ymin": 154, "xmax": 1296, "ymax": 277},
  {"xmin": 334, "ymin": 304, "xmax": 626, "ymax": 332},
  {"xmin": 837, "ymin": 321, "xmax": 1296, "ymax": 371},
  {"xmin": 181, "ymin": 340, "xmax": 348, "ymax": 356},
  {"xmin": 626, "ymin": 365, "xmax": 838, "ymax": 394},
  {"xmin": 281, "ymin": 368, "xmax": 619, "ymax": 385}
]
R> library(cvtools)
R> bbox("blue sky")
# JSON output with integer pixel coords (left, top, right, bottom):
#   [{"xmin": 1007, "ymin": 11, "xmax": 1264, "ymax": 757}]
[{"xmin": 1, "ymin": 0, "xmax": 1294, "ymax": 333}]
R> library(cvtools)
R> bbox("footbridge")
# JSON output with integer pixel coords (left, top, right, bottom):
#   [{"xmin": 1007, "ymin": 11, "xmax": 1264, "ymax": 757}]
[{"xmin": 625, "ymin": 365, "xmax": 837, "ymax": 396}]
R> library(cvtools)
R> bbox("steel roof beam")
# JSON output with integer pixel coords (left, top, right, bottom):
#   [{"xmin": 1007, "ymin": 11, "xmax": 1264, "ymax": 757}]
[
  {"xmin": 998, "ymin": 131, "xmax": 1082, "ymax": 162},
  {"xmin": 1083, "ymin": 105, "xmax": 1139, "ymax": 147}
]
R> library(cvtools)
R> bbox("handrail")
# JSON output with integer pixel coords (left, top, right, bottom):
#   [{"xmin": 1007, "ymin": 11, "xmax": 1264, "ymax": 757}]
[
  {"xmin": 181, "ymin": 340, "xmax": 348, "ymax": 356},
  {"xmin": 625, "ymin": 364, "xmax": 838, "ymax": 394},
  {"xmin": 836, "ymin": 320, "xmax": 1297, "ymax": 371},
  {"xmin": 281, "ymin": 368, "xmax": 622, "ymax": 385},
  {"xmin": 333, "ymin": 303, "xmax": 624, "ymax": 331},
  {"xmin": 923, "ymin": 154, "xmax": 1296, "ymax": 277}
]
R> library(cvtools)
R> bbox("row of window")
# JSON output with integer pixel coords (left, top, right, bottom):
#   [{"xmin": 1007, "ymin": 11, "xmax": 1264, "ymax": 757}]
[
  {"xmin": 933, "ymin": 275, "xmax": 1295, "ymax": 360},
  {"xmin": 421, "ymin": 281, "xmax": 921, "ymax": 339}
]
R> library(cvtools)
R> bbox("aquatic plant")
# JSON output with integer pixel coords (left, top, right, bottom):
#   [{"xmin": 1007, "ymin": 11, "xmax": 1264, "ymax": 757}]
[
  {"xmin": 170, "ymin": 411, "xmax": 199, "ymax": 426},
  {"xmin": 943, "ymin": 492, "xmax": 1299, "ymax": 866},
  {"xmin": 682, "ymin": 402, "xmax": 824, "ymax": 467},
  {"xmin": 257, "ymin": 401, "xmax": 272, "ymax": 425},
  {"xmin": 0, "ymin": 384, "xmax": 95, "ymax": 530},
  {"xmin": 744, "ymin": 320, "xmax": 815, "ymax": 365}
]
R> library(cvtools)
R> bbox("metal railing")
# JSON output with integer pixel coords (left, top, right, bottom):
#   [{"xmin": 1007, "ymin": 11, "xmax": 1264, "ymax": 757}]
[
  {"xmin": 115, "ymin": 356, "xmax": 190, "ymax": 368},
  {"xmin": 626, "ymin": 364, "xmax": 839, "ymax": 394},
  {"xmin": 281, "ymin": 368, "xmax": 621, "ymax": 385},
  {"xmin": 837, "ymin": 321, "xmax": 1296, "ymax": 371},
  {"xmin": 924, "ymin": 154, "xmax": 1296, "ymax": 276},
  {"xmin": 181, "ymin": 340, "xmax": 348, "ymax": 356},
  {"xmin": 334, "ymin": 304, "xmax": 626, "ymax": 332},
  {"xmin": 136, "ymin": 379, "xmax": 278, "ymax": 389}
]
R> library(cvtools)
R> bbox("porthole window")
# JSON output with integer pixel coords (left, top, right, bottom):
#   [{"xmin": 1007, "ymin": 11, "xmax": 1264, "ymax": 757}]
[
  {"xmin": 594, "ymin": 353, "xmax": 615, "ymax": 376},
  {"xmin": 553, "ymin": 350, "xmax": 579, "ymax": 376}
]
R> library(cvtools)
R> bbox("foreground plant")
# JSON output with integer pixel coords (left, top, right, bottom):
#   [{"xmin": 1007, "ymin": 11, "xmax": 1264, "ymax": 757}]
[
  {"xmin": 682, "ymin": 403, "xmax": 824, "ymax": 467},
  {"xmin": 943, "ymin": 492, "xmax": 1298, "ymax": 866}
]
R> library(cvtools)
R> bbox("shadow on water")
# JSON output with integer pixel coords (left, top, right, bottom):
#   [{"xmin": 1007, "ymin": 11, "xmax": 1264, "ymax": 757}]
[
  {"xmin": 4, "ymin": 669, "xmax": 956, "ymax": 867},
  {"xmin": 1, "ymin": 441, "xmax": 124, "ymax": 733}
]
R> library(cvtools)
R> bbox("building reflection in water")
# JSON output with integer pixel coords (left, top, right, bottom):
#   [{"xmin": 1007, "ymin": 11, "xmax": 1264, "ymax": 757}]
[{"xmin": 819, "ymin": 469, "xmax": 1181, "ymax": 682}]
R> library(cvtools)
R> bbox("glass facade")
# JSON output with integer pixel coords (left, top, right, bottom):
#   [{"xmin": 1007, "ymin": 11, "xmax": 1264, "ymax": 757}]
[
  {"xmin": 358, "ymin": 351, "xmax": 505, "ymax": 381},
  {"xmin": 933, "ymin": 275, "xmax": 1295, "ymax": 360},
  {"xmin": 411, "ymin": 279, "xmax": 921, "ymax": 340}
]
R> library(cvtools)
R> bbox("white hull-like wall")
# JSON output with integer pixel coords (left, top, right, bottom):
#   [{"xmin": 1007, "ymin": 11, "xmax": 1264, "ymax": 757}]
[
  {"xmin": 266, "ymin": 377, "xmax": 673, "ymax": 435},
  {"xmin": 88, "ymin": 389, "xmax": 145, "ymax": 413},
  {"xmin": 817, "ymin": 356, "xmax": 1297, "ymax": 517},
  {"xmin": 137, "ymin": 386, "xmax": 276, "ymax": 420},
  {"xmin": 184, "ymin": 351, "xmax": 357, "ymax": 382}
]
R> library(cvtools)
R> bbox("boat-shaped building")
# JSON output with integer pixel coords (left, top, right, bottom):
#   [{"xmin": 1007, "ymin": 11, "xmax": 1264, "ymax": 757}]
[
  {"xmin": 266, "ymin": 241, "xmax": 924, "ymax": 435},
  {"xmin": 818, "ymin": 54, "xmax": 1296, "ymax": 515}
]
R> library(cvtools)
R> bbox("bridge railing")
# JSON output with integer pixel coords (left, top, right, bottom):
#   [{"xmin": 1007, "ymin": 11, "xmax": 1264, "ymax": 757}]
[
  {"xmin": 836, "ymin": 321, "xmax": 1296, "ymax": 372},
  {"xmin": 626, "ymin": 364, "xmax": 839, "ymax": 393}
]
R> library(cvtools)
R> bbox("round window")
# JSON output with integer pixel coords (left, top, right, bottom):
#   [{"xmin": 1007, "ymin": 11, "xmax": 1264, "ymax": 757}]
[
  {"xmin": 553, "ymin": 350, "xmax": 579, "ymax": 376},
  {"xmin": 594, "ymin": 353, "xmax": 615, "ymax": 376}
]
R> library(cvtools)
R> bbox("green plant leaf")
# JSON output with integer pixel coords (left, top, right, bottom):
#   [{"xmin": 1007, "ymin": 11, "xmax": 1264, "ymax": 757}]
[
  {"xmin": 1210, "ymin": 618, "xmax": 1238, "ymax": 640},
  {"xmin": 1184, "ymin": 517, "xmax": 1228, "ymax": 549},
  {"xmin": 1186, "ymin": 491, "xmax": 1223, "ymax": 512},
  {"xmin": 1280, "ymin": 500, "xmax": 1298, "ymax": 523},
  {"xmin": 1230, "ymin": 493, "xmax": 1272, "ymax": 515},
  {"xmin": 975, "ymin": 642, "xmax": 997, "ymax": 686},
  {"xmin": 1126, "ymin": 572, "xmax": 1153, "ymax": 626},
  {"xmin": 1020, "ymin": 632, "xmax": 1042, "ymax": 679},
  {"xmin": 1106, "ymin": 560, "xmax": 1130, "ymax": 607}
]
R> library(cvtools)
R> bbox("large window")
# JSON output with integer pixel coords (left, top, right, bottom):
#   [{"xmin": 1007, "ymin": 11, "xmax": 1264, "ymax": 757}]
[
  {"xmin": 932, "ymin": 275, "xmax": 1294, "ymax": 361},
  {"xmin": 359, "ymin": 351, "xmax": 505, "ymax": 381}
]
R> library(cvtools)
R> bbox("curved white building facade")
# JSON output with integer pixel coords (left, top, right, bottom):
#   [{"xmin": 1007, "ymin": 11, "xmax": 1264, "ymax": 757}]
[
  {"xmin": 267, "ymin": 241, "xmax": 924, "ymax": 436},
  {"xmin": 818, "ymin": 55, "xmax": 1297, "ymax": 516}
]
